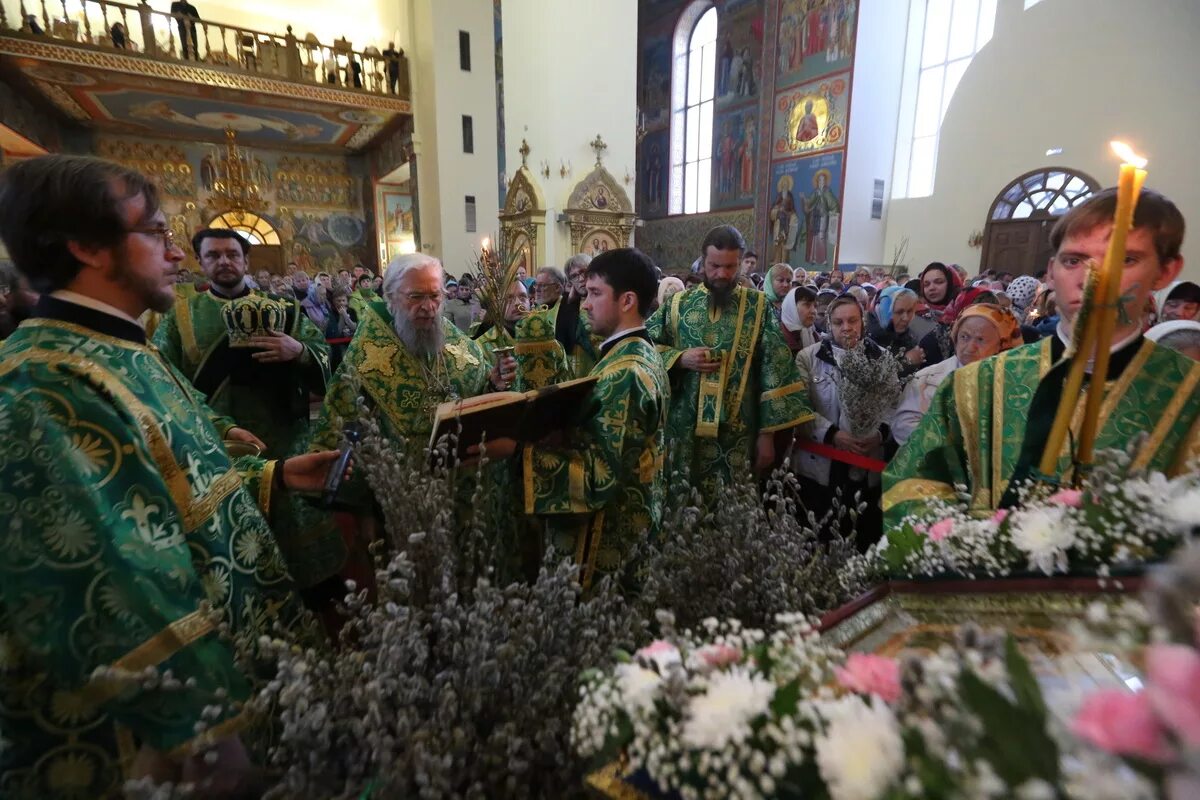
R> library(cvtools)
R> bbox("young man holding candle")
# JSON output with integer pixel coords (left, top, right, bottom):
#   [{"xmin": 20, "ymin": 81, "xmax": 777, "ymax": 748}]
[{"xmin": 882, "ymin": 187, "xmax": 1200, "ymax": 531}]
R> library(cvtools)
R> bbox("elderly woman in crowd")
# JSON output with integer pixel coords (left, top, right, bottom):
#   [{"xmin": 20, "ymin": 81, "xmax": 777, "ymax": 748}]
[
  {"xmin": 301, "ymin": 279, "xmax": 333, "ymax": 330},
  {"xmin": 917, "ymin": 285, "xmax": 997, "ymax": 365},
  {"xmin": 1147, "ymin": 319, "xmax": 1200, "ymax": 361},
  {"xmin": 763, "ymin": 263, "xmax": 794, "ymax": 317},
  {"xmin": 792, "ymin": 295, "xmax": 892, "ymax": 548},
  {"xmin": 891, "ymin": 303, "xmax": 1023, "ymax": 445},
  {"xmin": 869, "ymin": 286, "xmax": 925, "ymax": 376},
  {"xmin": 654, "ymin": 276, "xmax": 685, "ymax": 312}
]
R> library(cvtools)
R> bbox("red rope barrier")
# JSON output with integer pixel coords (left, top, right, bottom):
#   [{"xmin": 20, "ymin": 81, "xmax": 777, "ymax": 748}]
[{"xmin": 793, "ymin": 439, "xmax": 888, "ymax": 473}]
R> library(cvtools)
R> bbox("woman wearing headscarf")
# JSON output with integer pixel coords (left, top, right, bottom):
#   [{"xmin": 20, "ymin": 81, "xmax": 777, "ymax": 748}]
[
  {"xmin": 891, "ymin": 304, "xmax": 1022, "ymax": 445},
  {"xmin": 654, "ymin": 276, "xmax": 685, "ymax": 313},
  {"xmin": 915, "ymin": 262, "xmax": 962, "ymax": 326},
  {"xmin": 779, "ymin": 285, "xmax": 820, "ymax": 353},
  {"xmin": 1005, "ymin": 275, "xmax": 1041, "ymax": 323},
  {"xmin": 763, "ymin": 262, "xmax": 794, "ymax": 317},
  {"xmin": 301, "ymin": 280, "xmax": 332, "ymax": 330},
  {"xmin": 868, "ymin": 286, "xmax": 924, "ymax": 377},
  {"xmin": 917, "ymin": 285, "xmax": 996, "ymax": 365}
]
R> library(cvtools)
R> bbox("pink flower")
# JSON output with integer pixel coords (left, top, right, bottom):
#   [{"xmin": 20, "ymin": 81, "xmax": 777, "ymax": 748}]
[
  {"xmin": 1072, "ymin": 689, "xmax": 1174, "ymax": 763},
  {"xmin": 834, "ymin": 653, "xmax": 901, "ymax": 703},
  {"xmin": 695, "ymin": 643, "xmax": 743, "ymax": 669},
  {"xmin": 635, "ymin": 640, "xmax": 681, "ymax": 672},
  {"xmin": 991, "ymin": 508, "xmax": 1010, "ymax": 524},
  {"xmin": 1146, "ymin": 644, "xmax": 1200, "ymax": 748},
  {"xmin": 928, "ymin": 518, "xmax": 954, "ymax": 542},
  {"xmin": 1047, "ymin": 488, "xmax": 1084, "ymax": 508}
]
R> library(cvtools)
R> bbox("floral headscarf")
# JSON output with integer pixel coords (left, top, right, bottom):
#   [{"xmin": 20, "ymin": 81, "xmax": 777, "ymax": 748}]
[
  {"xmin": 1006, "ymin": 276, "xmax": 1041, "ymax": 313},
  {"xmin": 941, "ymin": 286, "xmax": 994, "ymax": 326},
  {"xmin": 951, "ymin": 303, "xmax": 1024, "ymax": 352}
]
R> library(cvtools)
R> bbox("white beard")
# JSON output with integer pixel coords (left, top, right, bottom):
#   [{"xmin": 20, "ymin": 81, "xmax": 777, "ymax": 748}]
[{"xmin": 391, "ymin": 305, "xmax": 445, "ymax": 358}]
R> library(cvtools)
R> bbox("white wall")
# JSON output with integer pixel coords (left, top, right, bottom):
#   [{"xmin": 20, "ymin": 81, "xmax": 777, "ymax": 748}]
[
  {"xmin": 885, "ymin": 0, "xmax": 1200, "ymax": 279},
  {"xmin": 500, "ymin": 0, "xmax": 638, "ymax": 268},
  {"xmin": 409, "ymin": 0, "xmax": 500, "ymax": 279},
  {"xmin": 839, "ymin": 0, "xmax": 910, "ymax": 265}
]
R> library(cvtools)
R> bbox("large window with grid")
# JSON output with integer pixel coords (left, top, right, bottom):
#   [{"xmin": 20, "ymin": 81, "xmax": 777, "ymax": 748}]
[
  {"xmin": 668, "ymin": 3, "xmax": 717, "ymax": 215},
  {"xmin": 893, "ymin": 0, "xmax": 998, "ymax": 199}
]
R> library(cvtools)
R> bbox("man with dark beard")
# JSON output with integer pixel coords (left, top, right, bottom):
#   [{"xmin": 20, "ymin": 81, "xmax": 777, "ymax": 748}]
[
  {"xmin": 647, "ymin": 224, "xmax": 812, "ymax": 499},
  {"xmin": 310, "ymin": 254, "xmax": 513, "ymax": 507},
  {"xmin": 153, "ymin": 228, "xmax": 330, "ymax": 459}
]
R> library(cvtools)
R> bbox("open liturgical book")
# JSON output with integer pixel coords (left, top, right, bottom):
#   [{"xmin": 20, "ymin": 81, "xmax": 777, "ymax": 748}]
[{"xmin": 428, "ymin": 375, "xmax": 598, "ymax": 462}]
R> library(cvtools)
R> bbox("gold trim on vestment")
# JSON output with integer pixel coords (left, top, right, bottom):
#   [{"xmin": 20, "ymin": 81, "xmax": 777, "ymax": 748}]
[
  {"xmin": 514, "ymin": 339, "xmax": 561, "ymax": 354},
  {"xmin": 1135, "ymin": 360, "xmax": 1200, "ymax": 472},
  {"xmin": 20, "ymin": 318, "xmax": 150, "ymax": 352},
  {"xmin": 761, "ymin": 380, "xmax": 806, "ymax": 402},
  {"xmin": 167, "ymin": 709, "xmax": 253, "ymax": 759},
  {"xmin": 175, "ymin": 293, "xmax": 200, "ymax": 366},
  {"xmin": 584, "ymin": 761, "xmax": 654, "ymax": 800},
  {"xmin": 881, "ymin": 478, "xmax": 958, "ymax": 512},
  {"xmin": 115, "ymin": 609, "xmax": 215, "ymax": 672},
  {"xmin": 991, "ymin": 352, "xmax": 1008, "ymax": 508},
  {"xmin": 182, "ymin": 468, "xmax": 241, "ymax": 533},
  {"xmin": 729, "ymin": 290, "xmax": 764, "ymax": 420},
  {"xmin": 1171, "ymin": 407, "xmax": 1200, "ymax": 476},
  {"xmin": 581, "ymin": 511, "xmax": 605, "ymax": 591},
  {"xmin": 569, "ymin": 453, "xmax": 587, "ymax": 512},
  {"xmin": 954, "ymin": 365, "xmax": 985, "ymax": 510},
  {"xmin": 522, "ymin": 445, "xmax": 535, "ymax": 514},
  {"xmin": 759, "ymin": 412, "xmax": 816, "ymax": 434},
  {"xmin": 259, "ymin": 459, "xmax": 277, "ymax": 516}
]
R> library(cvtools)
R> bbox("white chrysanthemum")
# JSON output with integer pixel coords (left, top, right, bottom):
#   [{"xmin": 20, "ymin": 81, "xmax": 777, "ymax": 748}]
[
  {"xmin": 814, "ymin": 696, "xmax": 904, "ymax": 800},
  {"xmin": 1163, "ymin": 486, "xmax": 1200, "ymax": 530},
  {"xmin": 1009, "ymin": 506, "xmax": 1075, "ymax": 575},
  {"xmin": 681, "ymin": 667, "xmax": 775, "ymax": 750},
  {"xmin": 615, "ymin": 663, "xmax": 661, "ymax": 713}
]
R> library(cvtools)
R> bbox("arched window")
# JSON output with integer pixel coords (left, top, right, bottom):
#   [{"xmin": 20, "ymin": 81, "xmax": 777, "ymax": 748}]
[
  {"xmin": 892, "ymin": 0, "xmax": 999, "ymax": 199},
  {"xmin": 988, "ymin": 167, "xmax": 1099, "ymax": 220},
  {"xmin": 208, "ymin": 211, "xmax": 280, "ymax": 245},
  {"xmin": 668, "ymin": 3, "xmax": 717, "ymax": 215}
]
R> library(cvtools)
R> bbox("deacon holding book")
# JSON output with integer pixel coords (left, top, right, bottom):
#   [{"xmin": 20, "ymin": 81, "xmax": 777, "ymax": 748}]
[
  {"xmin": 153, "ymin": 228, "xmax": 331, "ymax": 458},
  {"xmin": 647, "ymin": 224, "xmax": 813, "ymax": 499},
  {"xmin": 478, "ymin": 248, "xmax": 669, "ymax": 590},
  {"xmin": 884, "ymin": 188, "xmax": 1200, "ymax": 530}
]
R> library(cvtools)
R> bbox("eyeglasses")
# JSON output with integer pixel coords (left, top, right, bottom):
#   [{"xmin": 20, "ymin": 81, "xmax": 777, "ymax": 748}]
[
  {"xmin": 129, "ymin": 225, "xmax": 179, "ymax": 250},
  {"xmin": 399, "ymin": 291, "xmax": 443, "ymax": 305}
]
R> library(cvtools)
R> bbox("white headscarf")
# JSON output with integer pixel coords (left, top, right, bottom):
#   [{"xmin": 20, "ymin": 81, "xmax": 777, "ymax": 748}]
[{"xmin": 780, "ymin": 287, "xmax": 804, "ymax": 332}]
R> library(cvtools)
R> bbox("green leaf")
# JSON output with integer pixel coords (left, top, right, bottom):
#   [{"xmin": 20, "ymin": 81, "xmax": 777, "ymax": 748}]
[
  {"xmin": 1004, "ymin": 635, "xmax": 1047, "ymax": 724},
  {"xmin": 884, "ymin": 524, "xmax": 924, "ymax": 573},
  {"xmin": 959, "ymin": 671, "xmax": 1060, "ymax": 786},
  {"xmin": 770, "ymin": 679, "xmax": 801, "ymax": 718}
]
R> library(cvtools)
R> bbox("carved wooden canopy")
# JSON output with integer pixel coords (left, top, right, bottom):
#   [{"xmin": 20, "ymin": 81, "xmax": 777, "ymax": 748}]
[{"xmin": 562, "ymin": 164, "xmax": 636, "ymax": 255}]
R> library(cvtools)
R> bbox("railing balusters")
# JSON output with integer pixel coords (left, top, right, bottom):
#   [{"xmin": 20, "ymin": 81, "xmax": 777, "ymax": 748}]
[
  {"xmin": 202, "ymin": 19, "xmax": 210, "ymax": 62},
  {"xmin": 0, "ymin": 2, "xmax": 8, "ymax": 32},
  {"xmin": 166, "ymin": 12, "xmax": 176, "ymax": 57},
  {"xmin": 40, "ymin": 0, "xmax": 50, "ymax": 38},
  {"xmin": 18, "ymin": 0, "xmax": 28, "ymax": 32},
  {"xmin": 80, "ymin": 0, "xmax": 91, "ymax": 43}
]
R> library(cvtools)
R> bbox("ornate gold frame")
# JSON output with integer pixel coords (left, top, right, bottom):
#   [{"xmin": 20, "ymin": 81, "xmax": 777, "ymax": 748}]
[
  {"xmin": 499, "ymin": 162, "xmax": 548, "ymax": 270},
  {"xmin": 561, "ymin": 163, "xmax": 636, "ymax": 254}
]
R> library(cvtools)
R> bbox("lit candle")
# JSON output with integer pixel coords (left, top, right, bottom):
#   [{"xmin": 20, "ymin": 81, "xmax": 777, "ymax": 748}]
[
  {"xmin": 1075, "ymin": 142, "xmax": 1148, "ymax": 467},
  {"xmin": 1037, "ymin": 141, "xmax": 1148, "ymax": 481}
]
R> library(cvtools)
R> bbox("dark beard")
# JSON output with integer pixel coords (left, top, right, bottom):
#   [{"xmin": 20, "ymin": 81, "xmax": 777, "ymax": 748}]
[{"xmin": 705, "ymin": 278, "xmax": 735, "ymax": 309}]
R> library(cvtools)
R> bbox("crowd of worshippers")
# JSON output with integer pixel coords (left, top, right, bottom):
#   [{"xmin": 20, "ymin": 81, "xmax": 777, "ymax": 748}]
[{"xmin": 1, "ymin": 154, "xmax": 1197, "ymax": 795}]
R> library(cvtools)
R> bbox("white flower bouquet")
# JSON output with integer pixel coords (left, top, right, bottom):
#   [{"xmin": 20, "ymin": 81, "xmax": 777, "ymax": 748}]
[
  {"xmin": 573, "ymin": 613, "xmax": 1137, "ymax": 800},
  {"xmin": 877, "ymin": 453, "xmax": 1200, "ymax": 580}
]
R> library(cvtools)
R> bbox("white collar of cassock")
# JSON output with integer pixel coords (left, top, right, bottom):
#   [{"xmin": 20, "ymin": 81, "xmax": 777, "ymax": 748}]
[{"xmin": 51, "ymin": 289, "xmax": 144, "ymax": 329}]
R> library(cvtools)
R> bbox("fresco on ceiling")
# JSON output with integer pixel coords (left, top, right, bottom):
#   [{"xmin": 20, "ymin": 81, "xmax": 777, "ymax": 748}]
[
  {"xmin": 96, "ymin": 134, "xmax": 374, "ymax": 272},
  {"xmin": 771, "ymin": 72, "xmax": 848, "ymax": 159},
  {"xmin": 94, "ymin": 92, "xmax": 345, "ymax": 144},
  {"xmin": 776, "ymin": 0, "xmax": 857, "ymax": 88}
]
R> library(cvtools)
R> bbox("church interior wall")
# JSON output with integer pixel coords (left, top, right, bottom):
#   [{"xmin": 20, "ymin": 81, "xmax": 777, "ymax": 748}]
[
  {"xmin": 885, "ymin": 0, "xmax": 1200, "ymax": 281},
  {"xmin": 500, "ymin": 0, "xmax": 638, "ymax": 268},
  {"xmin": 78, "ymin": 132, "xmax": 375, "ymax": 276},
  {"xmin": 637, "ymin": 0, "xmax": 860, "ymax": 276},
  {"xmin": 408, "ymin": 0, "xmax": 500, "ymax": 281}
]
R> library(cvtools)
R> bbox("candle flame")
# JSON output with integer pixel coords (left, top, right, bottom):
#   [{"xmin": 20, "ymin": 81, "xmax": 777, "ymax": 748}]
[
  {"xmin": 1110, "ymin": 141, "xmax": 1148, "ymax": 169},
  {"xmin": 481, "ymin": 237, "xmax": 490, "ymax": 250}
]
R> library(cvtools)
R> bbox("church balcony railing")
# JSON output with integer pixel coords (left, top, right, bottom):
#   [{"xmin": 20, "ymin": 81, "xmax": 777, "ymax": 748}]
[{"xmin": 0, "ymin": 0, "xmax": 411, "ymax": 100}]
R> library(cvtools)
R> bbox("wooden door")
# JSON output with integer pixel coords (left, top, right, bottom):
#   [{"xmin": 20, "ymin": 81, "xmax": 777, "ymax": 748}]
[{"xmin": 982, "ymin": 219, "xmax": 1054, "ymax": 276}]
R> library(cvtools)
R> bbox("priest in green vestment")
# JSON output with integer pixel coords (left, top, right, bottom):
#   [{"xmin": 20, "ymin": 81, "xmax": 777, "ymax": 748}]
[
  {"xmin": 472, "ymin": 277, "xmax": 570, "ymax": 391},
  {"xmin": 479, "ymin": 248, "xmax": 669, "ymax": 591},
  {"xmin": 646, "ymin": 225, "xmax": 813, "ymax": 498},
  {"xmin": 153, "ymin": 228, "xmax": 331, "ymax": 459},
  {"xmin": 884, "ymin": 188, "xmax": 1200, "ymax": 539},
  {"xmin": 0, "ymin": 155, "xmax": 347, "ymax": 798},
  {"xmin": 515, "ymin": 255, "xmax": 602, "ymax": 382},
  {"xmin": 310, "ymin": 254, "xmax": 514, "ymax": 508}
]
